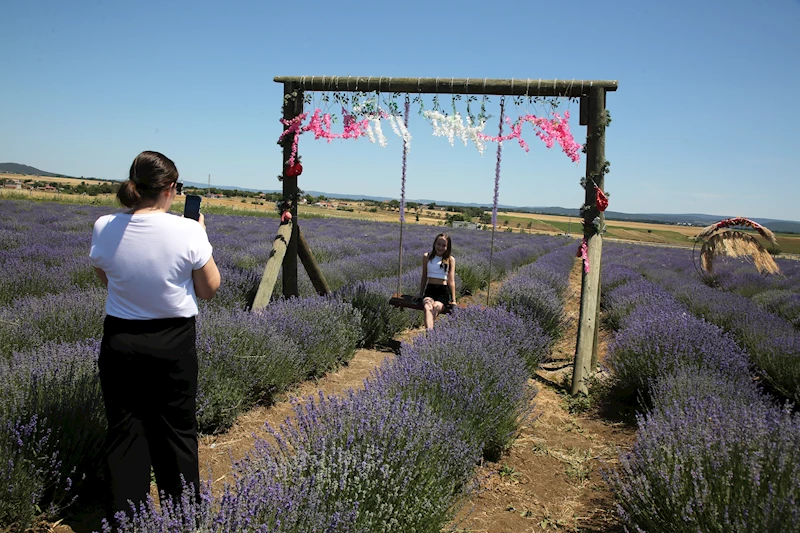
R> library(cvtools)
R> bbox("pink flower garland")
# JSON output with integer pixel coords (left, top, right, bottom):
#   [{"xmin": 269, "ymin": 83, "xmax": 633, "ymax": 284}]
[
  {"xmin": 278, "ymin": 112, "xmax": 309, "ymax": 167},
  {"xmin": 277, "ymin": 107, "xmax": 374, "ymax": 168},
  {"xmin": 477, "ymin": 111, "xmax": 582, "ymax": 163},
  {"xmin": 304, "ymin": 108, "xmax": 370, "ymax": 143}
]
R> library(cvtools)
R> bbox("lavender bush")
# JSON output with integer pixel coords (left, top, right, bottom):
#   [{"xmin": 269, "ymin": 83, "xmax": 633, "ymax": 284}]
[
  {"xmin": 606, "ymin": 301, "xmax": 752, "ymax": 398},
  {"xmin": 441, "ymin": 305, "xmax": 551, "ymax": 373},
  {"xmin": 374, "ymin": 321, "xmax": 535, "ymax": 458},
  {"xmin": 245, "ymin": 389, "xmax": 480, "ymax": 533},
  {"xmin": 253, "ymin": 296, "xmax": 362, "ymax": 377},
  {"xmin": 753, "ymin": 289, "xmax": 800, "ymax": 329},
  {"xmin": 606, "ymin": 371, "xmax": 800, "ymax": 532},
  {"xmin": 1, "ymin": 340, "xmax": 105, "ymax": 487},
  {"xmin": 195, "ymin": 308, "xmax": 304, "ymax": 433},
  {"xmin": 336, "ymin": 280, "xmax": 420, "ymax": 348},
  {"xmin": 0, "ymin": 415, "xmax": 76, "ymax": 531},
  {"xmin": 0, "ymin": 288, "xmax": 106, "ymax": 358}
]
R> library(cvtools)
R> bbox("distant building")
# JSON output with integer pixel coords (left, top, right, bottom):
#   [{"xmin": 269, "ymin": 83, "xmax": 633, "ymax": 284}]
[{"xmin": 3, "ymin": 180, "xmax": 22, "ymax": 190}]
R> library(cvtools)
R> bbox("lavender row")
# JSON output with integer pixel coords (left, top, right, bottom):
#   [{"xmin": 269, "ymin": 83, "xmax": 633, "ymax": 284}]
[
  {"xmin": 600, "ymin": 263, "xmax": 751, "ymax": 398},
  {"xmin": 599, "ymin": 258, "xmax": 800, "ymax": 531},
  {"xmin": 101, "ymin": 304, "xmax": 541, "ymax": 533},
  {"xmin": 604, "ymin": 243, "xmax": 800, "ymax": 403},
  {"xmin": 494, "ymin": 241, "xmax": 578, "ymax": 343}
]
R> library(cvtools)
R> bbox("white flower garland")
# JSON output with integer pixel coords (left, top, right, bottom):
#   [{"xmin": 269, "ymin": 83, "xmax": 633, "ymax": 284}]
[
  {"xmin": 386, "ymin": 112, "xmax": 412, "ymax": 151},
  {"xmin": 353, "ymin": 101, "xmax": 388, "ymax": 148},
  {"xmin": 423, "ymin": 110, "xmax": 487, "ymax": 155}
]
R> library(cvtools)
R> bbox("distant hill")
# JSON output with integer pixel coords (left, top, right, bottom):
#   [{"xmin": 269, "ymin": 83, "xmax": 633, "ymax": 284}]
[
  {"xmin": 4, "ymin": 164, "xmax": 799, "ymax": 233},
  {"xmin": 0, "ymin": 163, "xmax": 73, "ymax": 178}
]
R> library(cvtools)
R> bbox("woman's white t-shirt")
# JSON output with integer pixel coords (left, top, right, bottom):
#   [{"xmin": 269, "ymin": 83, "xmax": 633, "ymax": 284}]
[{"xmin": 90, "ymin": 212, "xmax": 213, "ymax": 320}]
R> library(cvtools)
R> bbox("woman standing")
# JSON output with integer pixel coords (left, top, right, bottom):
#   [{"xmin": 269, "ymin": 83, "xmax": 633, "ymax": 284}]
[
  {"xmin": 418, "ymin": 233, "xmax": 457, "ymax": 330},
  {"xmin": 89, "ymin": 151, "xmax": 220, "ymax": 517}
]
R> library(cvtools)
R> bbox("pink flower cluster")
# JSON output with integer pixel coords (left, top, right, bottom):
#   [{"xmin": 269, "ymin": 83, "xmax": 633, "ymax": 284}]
[
  {"xmin": 477, "ymin": 111, "xmax": 582, "ymax": 163},
  {"xmin": 278, "ymin": 107, "xmax": 374, "ymax": 167},
  {"xmin": 304, "ymin": 108, "xmax": 370, "ymax": 143},
  {"xmin": 576, "ymin": 238, "xmax": 590, "ymax": 273},
  {"xmin": 278, "ymin": 112, "xmax": 308, "ymax": 167}
]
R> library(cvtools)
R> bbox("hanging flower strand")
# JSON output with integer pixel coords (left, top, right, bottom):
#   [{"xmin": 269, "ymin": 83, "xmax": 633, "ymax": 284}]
[
  {"xmin": 387, "ymin": 109, "xmax": 412, "ymax": 148},
  {"xmin": 278, "ymin": 112, "xmax": 309, "ymax": 167},
  {"xmin": 400, "ymin": 98, "xmax": 411, "ymax": 223},
  {"xmin": 491, "ymin": 99, "xmax": 505, "ymax": 229}
]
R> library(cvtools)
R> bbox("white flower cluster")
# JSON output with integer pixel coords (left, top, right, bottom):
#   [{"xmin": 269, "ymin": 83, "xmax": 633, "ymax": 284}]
[
  {"xmin": 353, "ymin": 100, "xmax": 411, "ymax": 150},
  {"xmin": 386, "ymin": 113, "xmax": 412, "ymax": 151},
  {"xmin": 422, "ymin": 111, "xmax": 487, "ymax": 155}
]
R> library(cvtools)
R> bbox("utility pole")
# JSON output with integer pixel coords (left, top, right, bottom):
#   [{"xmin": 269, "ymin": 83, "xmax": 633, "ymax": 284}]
[{"xmin": 207, "ymin": 174, "xmax": 211, "ymax": 195}]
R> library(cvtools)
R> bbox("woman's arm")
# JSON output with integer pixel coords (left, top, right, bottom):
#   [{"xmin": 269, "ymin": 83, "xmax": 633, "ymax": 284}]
[
  {"xmin": 94, "ymin": 267, "xmax": 108, "ymax": 287},
  {"xmin": 448, "ymin": 257, "xmax": 456, "ymax": 303},
  {"xmin": 193, "ymin": 255, "xmax": 221, "ymax": 300},
  {"xmin": 419, "ymin": 253, "xmax": 428, "ymax": 298}
]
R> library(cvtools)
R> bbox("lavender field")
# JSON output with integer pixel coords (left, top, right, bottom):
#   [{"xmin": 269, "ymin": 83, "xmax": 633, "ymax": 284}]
[
  {"xmin": 3, "ymin": 197, "xmax": 798, "ymax": 532},
  {"xmin": 0, "ymin": 199, "xmax": 576, "ymax": 531}
]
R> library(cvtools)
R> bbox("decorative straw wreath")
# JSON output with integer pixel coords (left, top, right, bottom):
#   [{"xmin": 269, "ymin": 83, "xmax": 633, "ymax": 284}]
[{"xmin": 693, "ymin": 217, "xmax": 781, "ymax": 278}]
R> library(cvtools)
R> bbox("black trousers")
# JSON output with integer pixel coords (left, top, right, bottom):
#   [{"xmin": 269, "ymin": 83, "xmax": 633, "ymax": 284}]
[{"xmin": 99, "ymin": 315, "xmax": 200, "ymax": 516}]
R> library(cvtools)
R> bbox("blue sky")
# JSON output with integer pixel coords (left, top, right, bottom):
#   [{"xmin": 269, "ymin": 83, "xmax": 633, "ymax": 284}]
[{"xmin": 1, "ymin": 0, "xmax": 798, "ymax": 221}]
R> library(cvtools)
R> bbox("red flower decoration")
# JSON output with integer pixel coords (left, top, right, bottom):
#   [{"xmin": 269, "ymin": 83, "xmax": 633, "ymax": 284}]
[
  {"xmin": 595, "ymin": 186, "xmax": 608, "ymax": 212},
  {"xmin": 285, "ymin": 163, "xmax": 303, "ymax": 178}
]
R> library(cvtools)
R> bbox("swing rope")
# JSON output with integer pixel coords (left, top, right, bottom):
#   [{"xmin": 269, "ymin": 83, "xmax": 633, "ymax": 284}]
[
  {"xmin": 486, "ymin": 97, "xmax": 505, "ymax": 306},
  {"xmin": 396, "ymin": 96, "xmax": 411, "ymax": 297}
]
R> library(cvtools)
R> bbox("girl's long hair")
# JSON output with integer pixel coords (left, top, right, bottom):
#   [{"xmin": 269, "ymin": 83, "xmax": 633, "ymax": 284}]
[{"xmin": 428, "ymin": 233, "xmax": 452, "ymax": 273}]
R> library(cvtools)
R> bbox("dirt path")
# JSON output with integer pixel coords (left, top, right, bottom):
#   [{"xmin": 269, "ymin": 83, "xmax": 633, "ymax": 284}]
[
  {"xmin": 448, "ymin": 260, "xmax": 635, "ymax": 533},
  {"xmin": 56, "ymin": 260, "xmax": 634, "ymax": 533}
]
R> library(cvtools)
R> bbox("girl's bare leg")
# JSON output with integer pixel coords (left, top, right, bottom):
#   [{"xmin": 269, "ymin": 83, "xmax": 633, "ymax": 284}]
[{"xmin": 423, "ymin": 297, "xmax": 437, "ymax": 330}]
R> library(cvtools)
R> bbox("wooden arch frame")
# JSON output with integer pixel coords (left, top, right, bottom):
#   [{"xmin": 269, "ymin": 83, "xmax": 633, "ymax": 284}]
[{"xmin": 259, "ymin": 75, "xmax": 618, "ymax": 396}]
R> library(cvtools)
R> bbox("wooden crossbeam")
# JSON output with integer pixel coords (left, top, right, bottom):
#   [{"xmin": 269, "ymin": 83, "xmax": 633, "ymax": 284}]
[{"xmin": 274, "ymin": 76, "xmax": 617, "ymax": 97}]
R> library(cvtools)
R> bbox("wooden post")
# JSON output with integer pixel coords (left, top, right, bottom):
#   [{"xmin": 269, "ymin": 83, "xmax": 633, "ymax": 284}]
[
  {"xmin": 281, "ymin": 82, "xmax": 303, "ymax": 298},
  {"xmin": 252, "ymin": 221, "xmax": 294, "ymax": 310},
  {"xmin": 297, "ymin": 225, "xmax": 331, "ymax": 296},
  {"xmin": 572, "ymin": 86, "xmax": 607, "ymax": 396}
]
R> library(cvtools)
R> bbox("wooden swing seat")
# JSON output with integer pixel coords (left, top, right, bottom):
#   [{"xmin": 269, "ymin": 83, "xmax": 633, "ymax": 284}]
[{"xmin": 389, "ymin": 293, "xmax": 466, "ymax": 314}]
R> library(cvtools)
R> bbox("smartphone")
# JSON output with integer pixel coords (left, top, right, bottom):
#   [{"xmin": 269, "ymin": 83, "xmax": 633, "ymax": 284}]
[{"xmin": 183, "ymin": 194, "xmax": 202, "ymax": 221}]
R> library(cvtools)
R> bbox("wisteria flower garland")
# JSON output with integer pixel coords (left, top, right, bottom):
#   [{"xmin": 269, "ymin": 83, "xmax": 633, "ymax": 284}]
[
  {"xmin": 477, "ymin": 111, "xmax": 582, "ymax": 163},
  {"xmin": 303, "ymin": 108, "xmax": 371, "ymax": 143},
  {"xmin": 423, "ymin": 111, "xmax": 487, "ymax": 155},
  {"xmin": 491, "ymin": 101, "xmax": 505, "ymax": 229},
  {"xmin": 354, "ymin": 100, "xmax": 388, "ymax": 148},
  {"xmin": 399, "ymin": 99, "xmax": 410, "ymax": 223},
  {"xmin": 386, "ymin": 110, "xmax": 412, "ymax": 148},
  {"xmin": 517, "ymin": 112, "xmax": 582, "ymax": 163}
]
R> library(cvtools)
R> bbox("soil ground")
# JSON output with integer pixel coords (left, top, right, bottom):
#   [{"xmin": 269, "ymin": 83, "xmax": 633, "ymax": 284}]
[{"xmin": 49, "ymin": 257, "xmax": 635, "ymax": 533}]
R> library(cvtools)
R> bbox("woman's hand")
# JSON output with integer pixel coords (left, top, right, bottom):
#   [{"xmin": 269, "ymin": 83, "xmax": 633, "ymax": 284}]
[{"xmin": 197, "ymin": 213, "xmax": 207, "ymax": 231}]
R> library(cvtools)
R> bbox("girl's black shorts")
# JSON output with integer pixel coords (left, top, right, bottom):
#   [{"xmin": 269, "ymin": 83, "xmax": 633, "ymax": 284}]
[{"xmin": 424, "ymin": 284, "xmax": 451, "ymax": 306}]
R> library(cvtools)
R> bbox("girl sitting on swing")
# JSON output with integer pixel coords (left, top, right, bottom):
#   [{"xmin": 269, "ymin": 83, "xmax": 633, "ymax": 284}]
[{"xmin": 417, "ymin": 232, "xmax": 457, "ymax": 330}]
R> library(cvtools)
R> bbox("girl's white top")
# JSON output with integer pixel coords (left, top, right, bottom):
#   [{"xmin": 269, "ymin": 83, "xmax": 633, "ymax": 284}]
[
  {"xmin": 427, "ymin": 255, "xmax": 448, "ymax": 280},
  {"xmin": 90, "ymin": 212, "xmax": 213, "ymax": 320}
]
